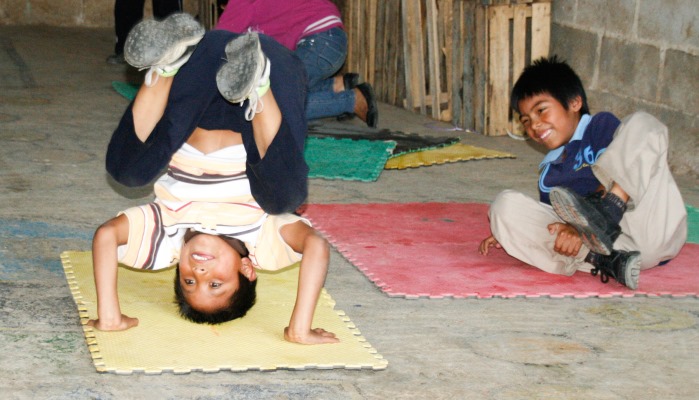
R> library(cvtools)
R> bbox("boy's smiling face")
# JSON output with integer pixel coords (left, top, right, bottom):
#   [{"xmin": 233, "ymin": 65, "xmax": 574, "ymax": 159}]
[
  {"xmin": 517, "ymin": 92, "xmax": 583, "ymax": 150},
  {"xmin": 178, "ymin": 233, "xmax": 256, "ymax": 313}
]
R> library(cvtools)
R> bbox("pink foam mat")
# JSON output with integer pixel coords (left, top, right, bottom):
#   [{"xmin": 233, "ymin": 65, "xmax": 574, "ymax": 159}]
[{"xmin": 301, "ymin": 202, "xmax": 699, "ymax": 299}]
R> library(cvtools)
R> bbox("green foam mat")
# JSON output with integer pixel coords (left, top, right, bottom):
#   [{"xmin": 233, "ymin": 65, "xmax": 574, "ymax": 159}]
[
  {"xmin": 112, "ymin": 81, "xmax": 138, "ymax": 101},
  {"xmin": 687, "ymin": 204, "xmax": 699, "ymax": 244},
  {"xmin": 305, "ymin": 137, "xmax": 396, "ymax": 182}
]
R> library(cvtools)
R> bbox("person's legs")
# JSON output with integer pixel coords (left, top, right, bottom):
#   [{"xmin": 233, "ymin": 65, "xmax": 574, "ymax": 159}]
[
  {"xmin": 306, "ymin": 89, "xmax": 355, "ymax": 120},
  {"xmin": 489, "ymin": 190, "xmax": 592, "ymax": 275},
  {"xmin": 217, "ymin": 32, "xmax": 310, "ymax": 214},
  {"xmin": 294, "ymin": 28, "xmax": 376, "ymax": 123},
  {"xmin": 151, "ymin": 0, "xmax": 182, "ymax": 19},
  {"xmin": 109, "ymin": 0, "xmax": 146, "ymax": 63},
  {"xmin": 294, "ymin": 28, "xmax": 347, "ymax": 89},
  {"xmin": 593, "ymin": 112, "xmax": 687, "ymax": 269}
]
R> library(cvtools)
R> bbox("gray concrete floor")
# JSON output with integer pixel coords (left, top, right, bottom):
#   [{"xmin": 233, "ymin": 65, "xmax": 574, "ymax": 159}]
[{"xmin": 1, "ymin": 25, "xmax": 699, "ymax": 399}]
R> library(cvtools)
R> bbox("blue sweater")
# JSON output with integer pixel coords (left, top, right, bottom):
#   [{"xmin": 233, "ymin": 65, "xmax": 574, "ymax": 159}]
[
  {"xmin": 106, "ymin": 30, "xmax": 309, "ymax": 214},
  {"xmin": 538, "ymin": 112, "xmax": 621, "ymax": 205}
]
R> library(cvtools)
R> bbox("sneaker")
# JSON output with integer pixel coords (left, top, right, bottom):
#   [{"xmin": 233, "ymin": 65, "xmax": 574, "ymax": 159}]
[
  {"xmin": 124, "ymin": 13, "xmax": 205, "ymax": 86},
  {"xmin": 589, "ymin": 250, "xmax": 641, "ymax": 290},
  {"xmin": 550, "ymin": 187, "xmax": 622, "ymax": 255},
  {"xmin": 216, "ymin": 33, "xmax": 270, "ymax": 121}
]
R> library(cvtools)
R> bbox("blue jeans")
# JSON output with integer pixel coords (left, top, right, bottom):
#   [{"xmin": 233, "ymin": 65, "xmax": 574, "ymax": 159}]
[{"xmin": 295, "ymin": 27, "xmax": 355, "ymax": 120}]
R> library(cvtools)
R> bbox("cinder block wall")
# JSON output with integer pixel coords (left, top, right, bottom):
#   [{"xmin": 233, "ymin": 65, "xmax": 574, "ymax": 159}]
[
  {"xmin": 1, "ymin": 0, "xmax": 697, "ymax": 175},
  {"xmin": 551, "ymin": 0, "xmax": 699, "ymax": 176}
]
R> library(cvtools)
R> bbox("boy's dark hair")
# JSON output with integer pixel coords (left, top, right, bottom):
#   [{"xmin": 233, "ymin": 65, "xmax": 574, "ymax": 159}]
[
  {"xmin": 510, "ymin": 55, "xmax": 590, "ymax": 115},
  {"xmin": 173, "ymin": 235, "xmax": 256, "ymax": 324},
  {"xmin": 174, "ymin": 268, "xmax": 257, "ymax": 324}
]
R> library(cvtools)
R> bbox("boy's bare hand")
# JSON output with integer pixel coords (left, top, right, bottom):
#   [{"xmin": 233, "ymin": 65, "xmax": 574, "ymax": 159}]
[
  {"xmin": 548, "ymin": 222, "xmax": 583, "ymax": 257},
  {"xmin": 479, "ymin": 235, "xmax": 501, "ymax": 255},
  {"xmin": 284, "ymin": 327, "xmax": 339, "ymax": 345},
  {"xmin": 86, "ymin": 315, "xmax": 139, "ymax": 331}
]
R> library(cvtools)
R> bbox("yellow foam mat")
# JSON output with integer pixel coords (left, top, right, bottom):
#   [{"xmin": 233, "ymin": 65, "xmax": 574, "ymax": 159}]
[
  {"xmin": 385, "ymin": 143, "xmax": 515, "ymax": 170},
  {"xmin": 61, "ymin": 251, "xmax": 387, "ymax": 374}
]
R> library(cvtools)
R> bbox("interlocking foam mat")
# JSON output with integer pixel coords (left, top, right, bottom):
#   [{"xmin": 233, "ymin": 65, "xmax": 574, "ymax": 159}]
[
  {"xmin": 308, "ymin": 120, "xmax": 459, "ymax": 156},
  {"xmin": 301, "ymin": 202, "xmax": 699, "ymax": 299},
  {"xmin": 61, "ymin": 251, "xmax": 387, "ymax": 374},
  {"xmin": 687, "ymin": 204, "xmax": 699, "ymax": 244},
  {"xmin": 385, "ymin": 143, "xmax": 516, "ymax": 170},
  {"xmin": 111, "ymin": 81, "xmax": 138, "ymax": 101},
  {"xmin": 305, "ymin": 137, "xmax": 396, "ymax": 181}
]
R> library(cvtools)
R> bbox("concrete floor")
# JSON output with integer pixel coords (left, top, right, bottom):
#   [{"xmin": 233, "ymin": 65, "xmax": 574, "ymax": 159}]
[{"xmin": 1, "ymin": 25, "xmax": 699, "ymax": 399}]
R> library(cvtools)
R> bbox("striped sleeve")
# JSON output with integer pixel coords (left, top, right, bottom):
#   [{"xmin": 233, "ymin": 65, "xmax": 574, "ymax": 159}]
[{"xmin": 117, "ymin": 204, "xmax": 179, "ymax": 270}]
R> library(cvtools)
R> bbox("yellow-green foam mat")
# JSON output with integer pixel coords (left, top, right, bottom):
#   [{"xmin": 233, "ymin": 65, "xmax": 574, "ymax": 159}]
[
  {"xmin": 385, "ymin": 142, "xmax": 516, "ymax": 170},
  {"xmin": 61, "ymin": 251, "xmax": 387, "ymax": 374}
]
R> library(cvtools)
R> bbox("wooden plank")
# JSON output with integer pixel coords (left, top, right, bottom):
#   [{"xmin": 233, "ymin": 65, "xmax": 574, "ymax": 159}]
[
  {"xmin": 531, "ymin": 2, "xmax": 551, "ymax": 61},
  {"xmin": 391, "ymin": 2, "xmax": 403, "ymax": 105},
  {"xmin": 511, "ymin": 4, "xmax": 528, "ymax": 82},
  {"xmin": 401, "ymin": 0, "xmax": 426, "ymax": 113},
  {"xmin": 473, "ymin": 3, "xmax": 487, "ymax": 134},
  {"xmin": 344, "ymin": 0, "xmax": 354, "ymax": 73},
  {"xmin": 426, "ymin": 0, "xmax": 442, "ymax": 119},
  {"xmin": 367, "ymin": 0, "xmax": 378, "ymax": 84},
  {"xmin": 451, "ymin": 0, "xmax": 465, "ymax": 127},
  {"xmin": 509, "ymin": 5, "xmax": 528, "ymax": 136},
  {"xmin": 358, "ymin": 0, "xmax": 367, "ymax": 80},
  {"xmin": 487, "ymin": 5, "xmax": 512, "ymax": 135},
  {"xmin": 440, "ymin": 0, "xmax": 454, "ymax": 121}
]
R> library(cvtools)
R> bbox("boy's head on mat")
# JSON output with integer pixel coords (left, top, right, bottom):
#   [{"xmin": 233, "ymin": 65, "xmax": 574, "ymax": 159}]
[
  {"xmin": 511, "ymin": 56, "xmax": 589, "ymax": 150},
  {"xmin": 174, "ymin": 230, "xmax": 257, "ymax": 324}
]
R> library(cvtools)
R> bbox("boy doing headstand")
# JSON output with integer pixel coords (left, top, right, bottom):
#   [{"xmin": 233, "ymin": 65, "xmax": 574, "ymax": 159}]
[
  {"xmin": 89, "ymin": 14, "xmax": 338, "ymax": 345},
  {"xmin": 479, "ymin": 56, "xmax": 687, "ymax": 289}
]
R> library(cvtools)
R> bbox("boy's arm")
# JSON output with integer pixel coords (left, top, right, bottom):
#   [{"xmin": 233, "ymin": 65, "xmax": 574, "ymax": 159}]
[
  {"xmin": 479, "ymin": 234, "xmax": 501, "ymax": 255},
  {"xmin": 87, "ymin": 214, "xmax": 139, "ymax": 331},
  {"xmin": 279, "ymin": 221, "xmax": 339, "ymax": 345},
  {"xmin": 548, "ymin": 222, "xmax": 584, "ymax": 257}
]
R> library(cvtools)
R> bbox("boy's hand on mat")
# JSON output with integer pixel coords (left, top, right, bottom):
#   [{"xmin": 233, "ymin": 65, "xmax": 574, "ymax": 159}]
[
  {"xmin": 87, "ymin": 315, "xmax": 139, "ymax": 331},
  {"xmin": 479, "ymin": 235, "xmax": 501, "ymax": 255},
  {"xmin": 548, "ymin": 222, "xmax": 583, "ymax": 257},
  {"xmin": 284, "ymin": 327, "xmax": 339, "ymax": 345}
]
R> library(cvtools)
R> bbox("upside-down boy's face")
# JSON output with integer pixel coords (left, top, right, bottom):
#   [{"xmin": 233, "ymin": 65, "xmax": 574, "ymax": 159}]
[
  {"xmin": 178, "ymin": 233, "xmax": 250, "ymax": 313},
  {"xmin": 518, "ymin": 92, "xmax": 582, "ymax": 150}
]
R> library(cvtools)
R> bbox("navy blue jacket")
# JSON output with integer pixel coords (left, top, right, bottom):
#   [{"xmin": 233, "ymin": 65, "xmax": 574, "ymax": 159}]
[
  {"xmin": 538, "ymin": 112, "xmax": 621, "ymax": 205},
  {"xmin": 106, "ymin": 30, "xmax": 309, "ymax": 214}
]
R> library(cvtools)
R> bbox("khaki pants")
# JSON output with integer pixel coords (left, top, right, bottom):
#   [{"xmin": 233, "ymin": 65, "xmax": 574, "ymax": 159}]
[{"xmin": 489, "ymin": 112, "xmax": 687, "ymax": 275}]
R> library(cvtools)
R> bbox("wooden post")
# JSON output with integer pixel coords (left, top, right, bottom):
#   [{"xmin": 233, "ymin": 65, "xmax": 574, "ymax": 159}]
[
  {"xmin": 426, "ymin": 0, "xmax": 442, "ymax": 119},
  {"xmin": 487, "ymin": 5, "xmax": 510, "ymax": 136},
  {"xmin": 402, "ymin": 0, "xmax": 426, "ymax": 114}
]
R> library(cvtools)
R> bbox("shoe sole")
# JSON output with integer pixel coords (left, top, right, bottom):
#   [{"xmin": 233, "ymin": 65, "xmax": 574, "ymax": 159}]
[
  {"xmin": 124, "ymin": 13, "xmax": 205, "ymax": 69},
  {"xmin": 216, "ymin": 33, "xmax": 265, "ymax": 103},
  {"xmin": 623, "ymin": 252, "xmax": 641, "ymax": 290},
  {"xmin": 550, "ymin": 188, "xmax": 615, "ymax": 256}
]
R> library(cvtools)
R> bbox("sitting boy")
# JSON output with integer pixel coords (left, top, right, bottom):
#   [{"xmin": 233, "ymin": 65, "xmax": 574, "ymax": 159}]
[
  {"xmin": 479, "ymin": 56, "xmax": 687, "ymax": 290},
  {"xmin": 88, "ymin": 14, "xmax": 338, "ymax": 345}
]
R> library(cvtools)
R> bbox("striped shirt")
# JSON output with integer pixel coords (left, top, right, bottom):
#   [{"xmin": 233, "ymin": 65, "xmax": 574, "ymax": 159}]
[{"xmin": 117, "ymin": 143, "xmax": 306, "ymax": 271}]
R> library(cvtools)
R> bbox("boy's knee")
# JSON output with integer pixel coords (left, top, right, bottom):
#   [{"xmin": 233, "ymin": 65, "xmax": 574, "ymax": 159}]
[
  {"xmin": 490, "ymin": 190, "xmax": 525, "ymax": 219},
  {"xmin": 622, "ymin": 112, "xmax": 668, "ymax": 140}
]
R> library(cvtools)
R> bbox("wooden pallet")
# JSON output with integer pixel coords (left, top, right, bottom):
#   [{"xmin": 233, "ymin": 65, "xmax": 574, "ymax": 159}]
[
  {"xmin": 484, "ymin": 0, "xmax": 551, "ymax": 136},
  {"xmin": 338, "ymin": 0, "xmax": 551, "ymax": 136}
]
